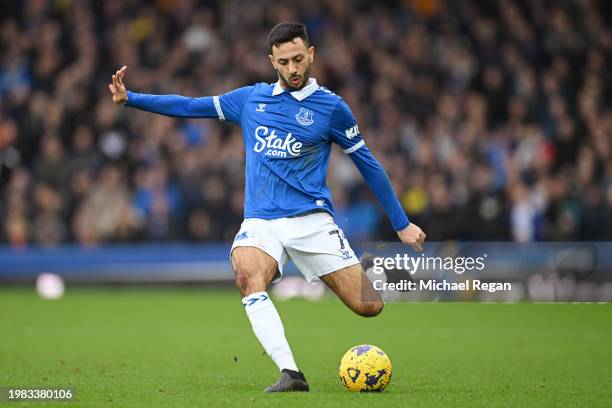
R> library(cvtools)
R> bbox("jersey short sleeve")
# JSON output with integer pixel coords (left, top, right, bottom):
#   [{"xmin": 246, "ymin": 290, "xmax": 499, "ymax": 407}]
[
  {"xmin": 329, "ymin": 99, "xmax": 365, "ymax": 154},
  {"xmin": 215, "ymin": 86, "xmax": 254, "ymax": 125}
]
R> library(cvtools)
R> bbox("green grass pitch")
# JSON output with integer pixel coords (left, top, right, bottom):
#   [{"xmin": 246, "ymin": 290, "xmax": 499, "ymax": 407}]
[{"xmin": 1, "ymin": 287, "xmax": 610, "ymax": 407}]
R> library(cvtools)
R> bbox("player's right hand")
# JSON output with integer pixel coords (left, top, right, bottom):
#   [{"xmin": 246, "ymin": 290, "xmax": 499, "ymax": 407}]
[
  {"xmin": 397, "ymin": 222, "xmax": 426, "ymax": 252},
  {"xmin": 108, "ymin": 66, "xmax": 128, "ymax": 105}
]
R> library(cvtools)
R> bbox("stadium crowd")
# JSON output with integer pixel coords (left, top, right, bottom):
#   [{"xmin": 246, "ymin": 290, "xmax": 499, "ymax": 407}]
[{"xmin": 1, "ymin": 0, "xmax": 612, "ymax": 247}]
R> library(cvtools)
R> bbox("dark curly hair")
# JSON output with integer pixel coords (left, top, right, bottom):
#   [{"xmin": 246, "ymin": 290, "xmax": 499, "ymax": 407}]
[{"xmin": 267, "ymin": 22, "xmax": 310, "ymax": 52}]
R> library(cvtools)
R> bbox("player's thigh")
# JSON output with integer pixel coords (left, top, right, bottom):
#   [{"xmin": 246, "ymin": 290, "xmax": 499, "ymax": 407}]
[
  {"xmin": 231, "ymin": 246, "xmax": 278, "ymax": 295},
  {"xmin": 320, "ymin": 264, "xmax": 383, "ymax": 317}
]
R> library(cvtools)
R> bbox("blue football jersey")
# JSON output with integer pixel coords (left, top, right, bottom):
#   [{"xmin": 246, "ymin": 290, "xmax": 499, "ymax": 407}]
[
  {"xmin": 126, "ymin": 78, "xmax": 409, "ymax": 230},
  {"xmin": 214, "ymin": 79, "xmax": 364, "ymax": 220}
]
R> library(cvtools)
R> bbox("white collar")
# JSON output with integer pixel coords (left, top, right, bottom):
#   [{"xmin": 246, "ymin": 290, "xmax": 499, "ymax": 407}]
[{"xmin": 272, "ymin": 78, "xmax": 319, "ymax": 101}]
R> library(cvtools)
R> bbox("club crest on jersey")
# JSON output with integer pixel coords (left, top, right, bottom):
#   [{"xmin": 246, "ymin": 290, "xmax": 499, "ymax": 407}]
[{"xmin": 295, "ymin": 108, "xmax": 314, "ymax": 126}]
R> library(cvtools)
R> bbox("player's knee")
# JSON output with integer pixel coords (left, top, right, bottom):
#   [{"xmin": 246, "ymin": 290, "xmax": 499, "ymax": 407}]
[
  {"xmin": 234, "ymin": 272, "xmax": 266, "ymax": 296},
  {"xmin": 232, "ymin": 253, "xmax": 264, "ymax": 295},
  {"xmin": 235, "ymin": 271, "xmax": 249, "ymax": 292},
  {"xmin": 232, "ymin": 252, "xmax": 250, "ymax": 292},
  {"xmin": 358, "ymin": 301, "xmax": 384, "ymax": 318}
]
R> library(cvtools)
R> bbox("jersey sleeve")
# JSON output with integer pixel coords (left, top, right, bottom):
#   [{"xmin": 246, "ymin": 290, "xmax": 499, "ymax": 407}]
[
  {"xmin": 125, "ymin": 91, "xmax": 219, "ymax": 118},
  {"xmin": 124, "ymin": 85, "xmax": 253, "ymax": 124},
  {"xmin": 216, "ymin": 86, "xmax": 254, "ymax": 125},
  {"xmin": 330, "ymin": 99, "xmax": 409, "ymax": 231},
  {"xmin": 329, "ymin": 99, "xmax": 365, "ymax": 154},
  {"xmin": 349, "ymin": 145, "xmax": 410, "ymax": 231}
]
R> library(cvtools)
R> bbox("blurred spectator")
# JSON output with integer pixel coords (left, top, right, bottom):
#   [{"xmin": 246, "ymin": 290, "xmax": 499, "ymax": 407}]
[
  {"xmin": 75, "ymin": 164, "xmax": 141, "ymax": 245},
  {"xmin": 1, "ymin": 0, "xmax": 612, "ymax": 247}
]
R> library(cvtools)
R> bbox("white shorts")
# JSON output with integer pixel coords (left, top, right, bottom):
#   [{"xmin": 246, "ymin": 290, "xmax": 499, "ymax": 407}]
[{"xmin": 230, "ymin": 211, "xmax": 360, "ymax": 283}]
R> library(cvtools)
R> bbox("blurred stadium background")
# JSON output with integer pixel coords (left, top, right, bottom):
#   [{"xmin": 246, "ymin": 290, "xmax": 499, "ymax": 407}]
[
  {"xmin": 1, "ymin": 2, "xmax": 611, "ymax": 406},
  {"xmin": 0, "ymin": 0, "xmax": 612, "ymax": 286}
]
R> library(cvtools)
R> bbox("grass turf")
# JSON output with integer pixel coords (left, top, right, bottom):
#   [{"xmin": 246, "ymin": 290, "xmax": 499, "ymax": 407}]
[{"xmin": 0, "ymin": 287, "xmax": 610, "ymax": 407}]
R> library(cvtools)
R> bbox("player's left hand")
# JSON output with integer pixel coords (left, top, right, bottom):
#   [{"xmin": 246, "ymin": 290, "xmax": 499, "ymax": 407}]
[
  {"xmin": 109, "ymin": 66, "xmax": 128, "ymax": 105},
  {"xmin": 397, "ymin": 223, "xmax": 426, "ymax": 252}
]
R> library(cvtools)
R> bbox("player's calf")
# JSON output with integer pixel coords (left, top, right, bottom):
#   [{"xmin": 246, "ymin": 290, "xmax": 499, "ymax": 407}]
[
  {"xmin": 230, "ymin": 246, "xmax": 302, "ymax": 380},
  {"xmin": 320, "ymin": 264, "xmax": 384, "ymax": 318}
]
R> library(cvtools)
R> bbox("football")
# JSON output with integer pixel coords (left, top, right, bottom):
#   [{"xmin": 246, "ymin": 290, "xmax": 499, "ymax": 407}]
[{"xmin": 339, "ymin": 344, "xmax": 392, "ymax": 392}]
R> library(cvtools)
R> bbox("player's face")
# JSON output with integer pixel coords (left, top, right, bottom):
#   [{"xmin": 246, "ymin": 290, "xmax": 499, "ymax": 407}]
[{"xmin": 269, "ymin": 37, "xmax": 314, "ymax": 91}]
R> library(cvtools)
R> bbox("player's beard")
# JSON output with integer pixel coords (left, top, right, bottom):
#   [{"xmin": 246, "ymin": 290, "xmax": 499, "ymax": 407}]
[{"xmin": 278, "ymin": 65, "xmax": 311, "ymax": 92}]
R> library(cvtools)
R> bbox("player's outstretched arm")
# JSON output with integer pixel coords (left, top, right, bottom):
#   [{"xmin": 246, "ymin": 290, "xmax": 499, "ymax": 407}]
[
  {"xmin": 348, "ymin": 146, "xmax": 426, "ymax": 252},
  {"xmin": 329, "ymin": 99, "xmax": 426, "ymax": 251},
  {"xmin": 107, "ymin": 66, "xmax": 223, "ymax": 119}
]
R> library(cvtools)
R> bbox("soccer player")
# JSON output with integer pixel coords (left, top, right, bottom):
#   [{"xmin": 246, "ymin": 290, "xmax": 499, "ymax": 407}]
[{"xmin": 109, "ymin": 22, "xmax": 426, "ymax": 392}]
